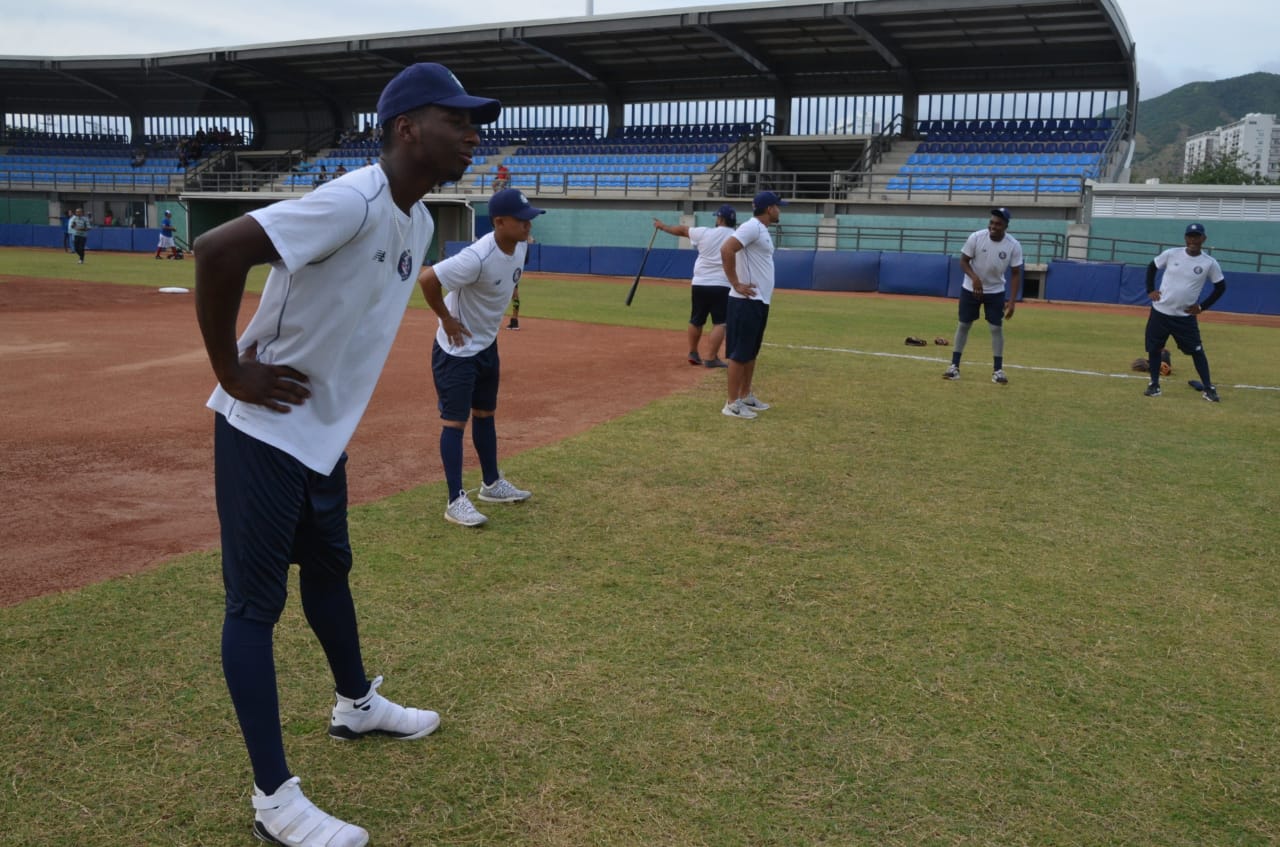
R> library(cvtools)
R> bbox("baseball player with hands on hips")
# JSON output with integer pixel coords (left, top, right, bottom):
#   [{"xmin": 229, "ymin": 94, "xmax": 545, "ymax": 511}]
[
  {"xmin": 419, "ymin": 187, "xmax": 544, "ymax": 527},
  {"xmin": 1141, "ymin": 222, "xmax": 1227, "ymax": 401},
  {"xmin": 945, "ymin": 207, "xmax": 1023, "ymax": 385},
  {"xmin": 194, "ymin": 62, "xmax": 499, "ymax": 847},
  {"xmin": 719, "ymin": 190, "xmax": 785, "ymax": 419}
]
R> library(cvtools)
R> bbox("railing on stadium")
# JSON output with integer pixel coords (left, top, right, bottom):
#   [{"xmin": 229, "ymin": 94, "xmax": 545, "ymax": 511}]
[{"xmin": 1068, "ymin": 234, "xmax": 1280, "ymax": 275}]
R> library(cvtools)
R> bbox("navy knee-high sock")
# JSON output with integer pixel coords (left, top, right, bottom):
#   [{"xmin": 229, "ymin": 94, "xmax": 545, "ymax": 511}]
[
  {"xmin": 222, "ymin": 615, "xmax": 290, "ymax": 794},
  {"xmin": 472, "ymin": 415, "xmax": 500, "ymax": 485},
  {"xmin": 1191, "ymin": 350, "xmax": 1213, "ymax": 388},
  {"xmin": 300, "ymin": 571, "xmax": 368, "ymax": 700},
  {"xmin": 441, "ymin": 426, "xmax": 465, "ymax": 501}
]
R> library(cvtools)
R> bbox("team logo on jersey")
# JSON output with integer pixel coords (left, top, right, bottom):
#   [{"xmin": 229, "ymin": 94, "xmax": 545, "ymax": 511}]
[
  {"xmin": 999, "ymin": 251, "xmax": 1008, "ymax": 260},
  {"xmin": 397, "ymin": 250, "xmax": 413, "ymax": 281},
  {"xmin": 513, "ymin": 268, "xmax": 522, "ymax": 285},
  {"xmin": 373, "ymin": 250, "xmax": 386, "ymax": 263},
  {"xmin": 1194, "ymin": 265, "xmax": 1204, "ymax": 275}
]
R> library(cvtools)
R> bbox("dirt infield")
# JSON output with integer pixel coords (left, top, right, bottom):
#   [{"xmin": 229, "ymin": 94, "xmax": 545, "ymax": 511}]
[{"xmin": 0, "ymin": 278, "xmax": 706, "ymax": 607}]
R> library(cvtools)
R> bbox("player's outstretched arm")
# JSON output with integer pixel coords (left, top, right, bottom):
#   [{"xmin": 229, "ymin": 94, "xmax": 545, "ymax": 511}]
[{"xmin": 195, "ymin": 216, "xmax": 310, "ymax": 413}]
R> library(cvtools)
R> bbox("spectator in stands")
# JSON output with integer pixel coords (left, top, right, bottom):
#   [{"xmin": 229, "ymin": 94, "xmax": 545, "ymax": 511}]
[
  {"xmin": 67, "ymin": 207, "xmax": 90, "ymax": 264},
  {"xmin": 944, "ymin": 207, "xmax": 1023, "ymax": 385},
  {"xmin": 653, "ymin": 204, "xmax": 738, "ymax": 367},
  {"xmin": 1141, "ymin": 222, "xmax": 1227, "ymax": 402},
  {"xmin": 193, "ymin": 60, "xmax": 499, "ymax": 847},
  {"xmin": 364, "ymin": 157, "xmax": 374, "ymax": 168},
  {"xmin": 494, "ymin": 162, "xmax": 510, "ymax": 190},
  {"xmin": 103, "ymin": 208, "xmax": 114, "ymax": 227},
  {"xmin": 720, "ymin": 191, "xmax": 784, "ymax": 418},
  {"xmin": 334, "ymin": 164, "xmax": 348, "ymax": 178},
  {"xmin": 313, "ymin": 164, "xmax": 328, "ymax": 187},
  {"xmin": 131, "ymin": 148, "xmax": 147, "ymax": 168}
]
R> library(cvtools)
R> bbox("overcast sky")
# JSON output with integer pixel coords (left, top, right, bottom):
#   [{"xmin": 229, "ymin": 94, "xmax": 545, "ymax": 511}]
[{"xmin": 2, "ymin": 0, "xmax": 1277, "ymax": 100}]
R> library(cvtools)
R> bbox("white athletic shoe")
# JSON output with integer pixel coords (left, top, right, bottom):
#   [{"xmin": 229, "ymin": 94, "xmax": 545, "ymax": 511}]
[
  {"xmin": 478, "ymin": 475, "xmax": 532, "ymax": 503},
  {"xmin": 445, "ymin": 491, "xmax": 488, "ymax": 527},
  {"xmin": 329, "ymin": 675, "xmax": 440, "ymax": 741},
  {"xmin": 252, "ymin": 777, "xmax": 368, "ymax": 847},
  {"xmin": 992, "ymin": 369, "xmax": 1009, "ymax": 385},
  {"xmin": 943, "ymin": 364, "xmax": 960, "ymax": 380},
  {"xmin": 721, "ymin": 400, "xmax": 757, "ymax": 420},
  {"xmin": 740, "ymin": 393, "xmax": 770, "ymax": 411}
]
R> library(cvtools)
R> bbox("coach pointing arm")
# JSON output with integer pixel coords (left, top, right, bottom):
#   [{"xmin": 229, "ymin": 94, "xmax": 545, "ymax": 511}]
[{"xmin": 194, "ymin": 218, "xmax": 311, "ymax": 413}]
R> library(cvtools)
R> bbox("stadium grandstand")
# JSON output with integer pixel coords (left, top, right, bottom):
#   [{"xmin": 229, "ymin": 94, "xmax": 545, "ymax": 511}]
[{"xmin": 2, "ymin": 0, "xmax": 1278, "ymax": 310}]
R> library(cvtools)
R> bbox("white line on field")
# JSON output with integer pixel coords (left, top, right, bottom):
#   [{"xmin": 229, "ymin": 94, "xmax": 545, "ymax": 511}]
[{"xmin": 767, "ymin": 343, "xmax": 1280, "ymax": 392}]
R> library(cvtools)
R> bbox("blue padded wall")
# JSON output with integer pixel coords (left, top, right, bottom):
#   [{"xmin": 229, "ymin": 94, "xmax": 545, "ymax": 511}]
[
  {"xmin": 640, "ymin": 248, "xmax": 695, "ymax": 281},
  {"xmin": 1, "ymin": 224, "xmax": 35, "ymax": 246},
  {"xmin": 1212, "ymin": 270, "xmax": 1280, "ymax": 315},
  {"xmin": 812, "ymin": 251, "xmax": 879, "ymax": 291},
  {"xmin": 540, "ymin": 245, "xmax": 591, "ymax": 275},
  {"xmin": 878, "ymin": 252, "xmax": 950, "ymax": 297},
  {"xmin": 101, "ymin": 229, "xmax": 133, "ymax": 252},
  {"xmin": 590, "ymin": 246, "xmax": 646, "ymax": 277},
  {"xmin": 32, "ymin": 225, "xmax": 62, "ymax": 248},
  {"xmin": 1044, "ymin": 261, "xmax": 1124, "ymax": 304},
  {"xmin": 523, "ymin": 241, "xmax": 541, "ymax": 272},
  {"xmin": 774, "ymin": 249, "xmax": 817, "ymax": 290},
  {"xmin": 1118, "ymin": 265, "xmax": 1151, "ymax": 306}
]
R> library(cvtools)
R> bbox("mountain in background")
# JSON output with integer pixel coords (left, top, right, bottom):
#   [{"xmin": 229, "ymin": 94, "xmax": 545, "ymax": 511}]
[{"xmin": 1126, "ymin": 72, "xmax": 1280, "ymax": 182}]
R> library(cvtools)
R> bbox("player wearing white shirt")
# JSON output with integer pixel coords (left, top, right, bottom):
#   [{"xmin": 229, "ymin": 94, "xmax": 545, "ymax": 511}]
[
  {"xmin": 195, "ymin": 62, "xmax": 500, "ymax": 847},
  {"xmin": 1142, "ymin": 222, "xmax": 1227, "ymax": 401},
  {"xmin": 945, "ymin": 207, "xmax": 1024, "ymax": 385},
  {"xmin": 720, "ymin": 190, "xmax": 785, "ymax": 419},
  {"xmin": 419, "ymin": 188, "xmax": 545, "ymax": 527},
  {"xmin": 652, "ymin": 203, "xmax": 738, "ymax": 368}
]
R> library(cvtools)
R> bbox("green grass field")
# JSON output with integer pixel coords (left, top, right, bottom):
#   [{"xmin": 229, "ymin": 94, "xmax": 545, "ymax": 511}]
[{"xmin": 2, "ymin": 248, "xmax": 1279, "ymax": 846}]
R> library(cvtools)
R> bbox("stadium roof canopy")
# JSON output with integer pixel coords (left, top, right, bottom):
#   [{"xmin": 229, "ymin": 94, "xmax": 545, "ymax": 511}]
[{"xmin": 0, "ymin": 0, "xmax": 1136, "ymax": 130}]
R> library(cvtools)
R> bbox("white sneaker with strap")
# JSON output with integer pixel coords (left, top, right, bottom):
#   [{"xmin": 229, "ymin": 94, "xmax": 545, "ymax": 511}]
[
  {"xmin": 329, "ymin": 676, "xmax": 440, "ymax": 741},
  {"xmin": 252, "ymin": 777, "xmax": 368, "ymax": 847}
]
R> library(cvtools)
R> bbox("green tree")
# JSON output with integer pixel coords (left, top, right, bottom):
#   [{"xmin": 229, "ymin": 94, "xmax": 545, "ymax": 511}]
[{"xmin": 1181, "ymin": 150, "xmax": 1274, "ymax": 185}]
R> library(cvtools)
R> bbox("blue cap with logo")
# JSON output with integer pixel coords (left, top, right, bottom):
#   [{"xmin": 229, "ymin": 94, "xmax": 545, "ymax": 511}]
[
  {"xmin": 991, "ymin": 207, "xmax": 1012, "ymax": 222},
  {"xmin": 753, "ymin": 191, "xmax": 787, "ymax": 214},
  {"xmin": 1185, "ymin": 222, "xmax": 1206, "ymax": 236},
  {"xmin": 716, "ymin": 204, "xmax": 737, "ymax": 225},
  {"xmin": 488, "ymin": 188, "xmax": 545, "ymax": 221},
  {"xmin": 377, "ymin": 62, "xmax": 501, "ymax": 126}
]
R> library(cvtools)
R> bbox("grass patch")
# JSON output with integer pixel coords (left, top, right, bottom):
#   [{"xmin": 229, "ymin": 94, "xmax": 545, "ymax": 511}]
[{"xmin": 2, "ymin": 255, "xmax": 1279, "ymax": 845}]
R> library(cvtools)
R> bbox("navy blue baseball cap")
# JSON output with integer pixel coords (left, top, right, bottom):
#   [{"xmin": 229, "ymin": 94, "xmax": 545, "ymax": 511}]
[
  {"xmin": 489, "ymin": 188, "xmax": 545, "ymax": 221},
  {"xmin": 716, "ymin": 204, "xmax": 737, "ymax": 224},
  {"xmin": 1185, "ymin": 222, "xmax": 1206, "ymax": 236},
  {"xmin": 377, "ymin": 63, "xmax": 501, "ymax": 126},
  {"xmin": 753, "ymin": 191, "xmax": 787, "ymax": 213},
  {"xmin": 991, "ymin": 207, "xmax": 1012, "ymax": 222}
]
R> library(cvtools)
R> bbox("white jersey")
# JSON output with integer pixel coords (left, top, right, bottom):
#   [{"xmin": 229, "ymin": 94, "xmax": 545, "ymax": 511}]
[
  {"xmin": 206, "ymin": 164, "xmax": 432, "ymax": 475},
  {"xmin": 727, "ymin": 217, "xmax": 776, "ymax": 304},
  {"xmin": 431, "ymin": 232, "xmax": 527, "ymax": 357},
  {"xmin": 688, "ymin": 226, "xmax": 734, "ymax": 288},
  {"xmin": 1152, "ymin": 247, "xmax": 1225, "ymax": 316},
  {"xmin": 961, "ymin": 229, "xmax": 1023, "ymax": 294}
]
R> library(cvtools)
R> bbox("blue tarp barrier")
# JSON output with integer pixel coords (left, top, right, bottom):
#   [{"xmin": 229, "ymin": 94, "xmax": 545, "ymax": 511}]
[
  {"xmin": 878, "ymin": 252, "xmax": 950, "ymax": 297},
  {"xmin": 812, "ymin": 251, "xmax": 879, "ymax": 291},
  {"xmin": 590, "ymin": 246, "xmax": 646, "ymax": 277}
]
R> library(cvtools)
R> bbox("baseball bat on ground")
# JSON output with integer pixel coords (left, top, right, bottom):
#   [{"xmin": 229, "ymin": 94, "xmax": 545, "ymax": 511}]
[{"xmin": 625, "ymin": 227, "xmax": 660, "ymax": 306}]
